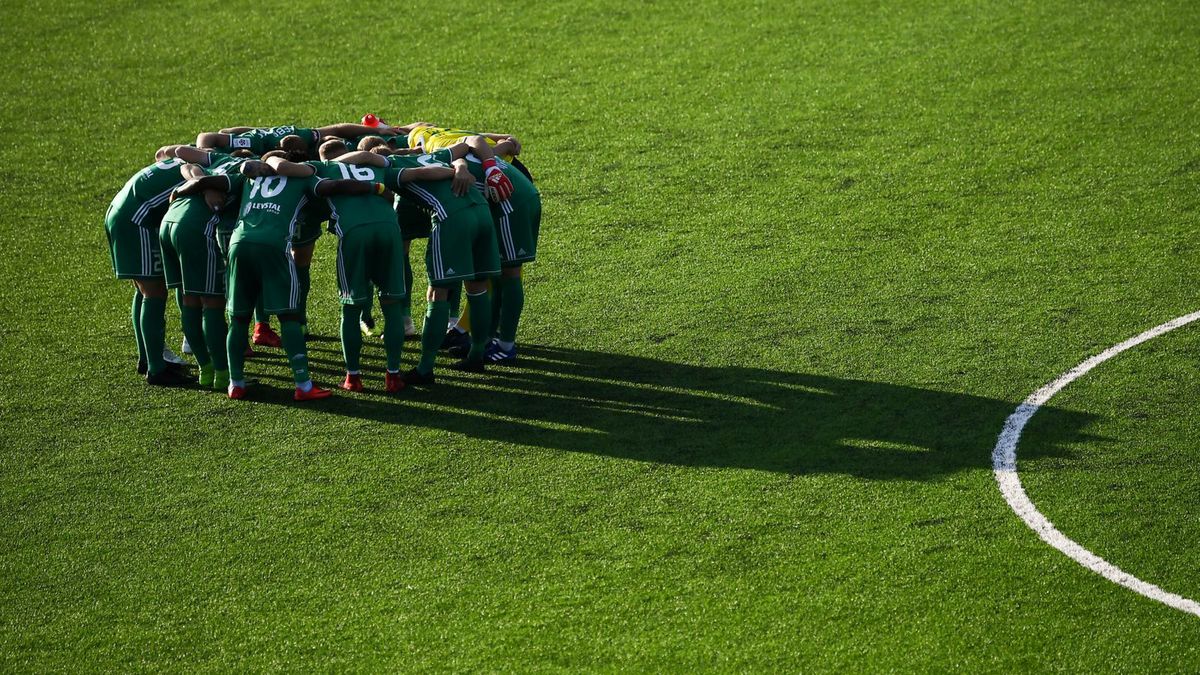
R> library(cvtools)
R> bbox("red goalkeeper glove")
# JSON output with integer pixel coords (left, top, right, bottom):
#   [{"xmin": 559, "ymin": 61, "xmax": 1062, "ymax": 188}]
[{"xmin": 482, "ymin": 158, "xmax": 513, "ymax": 202}]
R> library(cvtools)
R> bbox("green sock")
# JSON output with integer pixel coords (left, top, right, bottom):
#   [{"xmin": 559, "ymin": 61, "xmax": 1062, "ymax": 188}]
[
  {"xmin": 254, "ymin": 298, "xmax": 268, "ymax": 325},
  {"xmin": 202, "ymin": 308, "xmax": 228, "ymax": 372},
  {"xmin": 465, "ymin": 290, "xmax": 492, "ymax": 361},
  {"xmin": 360, "ymin": 291, "xmax": 375, "ymax": 325},
  {"xmin": 141, "ymin": 296, "xmax": 168, "ymax": 375},
  {"xmin": 490, "ymin": 278, "xmax": 505, "ymax": 339},
  {"xmin": 178, "ymin": 299, "xmax": 210, "ymax": 367},
  {"xmin": 381, "ymin": 302, "xmax": 407, "ymax": 371},
  {"xmin": 403, "ymin": 254, "xmax": 414, "ymax": 316},
  {"xmin": 280, "ymin": 320, "xmax": 310, "ymax": 386},
  {"xmin": 498, "ymin": 276, "xmax": 525, "ymax": 344},
  {"xmin": 419, "ymin": 300, "xmax": 450, "ymax": 374},
  {"xmin": 447, "ymin": 284, "xmax": 463, "ymax": 318},
  {"xmin": 297, "ymin": 265, "xmax": 311, "ymax": 325},
  {"xmin": 341, "ymin": 304, "xmax": 363, "ymax": 372},
  {"xmin": 227, "ymin": 317, "xmax": 249, "ymax": 382},
  {"xmin": 132, "ymin": 291, "xmax": 147, "ymax": 365}
]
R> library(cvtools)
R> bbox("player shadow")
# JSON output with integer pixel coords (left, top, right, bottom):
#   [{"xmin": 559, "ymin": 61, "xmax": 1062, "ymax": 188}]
[{"xmin": 244, "ymin": 343, "xmax": 1101, "ymax": 480}]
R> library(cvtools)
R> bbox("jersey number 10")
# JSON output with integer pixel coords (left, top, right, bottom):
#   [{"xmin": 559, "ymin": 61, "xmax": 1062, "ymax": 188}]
[{"xmin": 248, "ymin": 176, "xmax": 288, "ymax": 200}]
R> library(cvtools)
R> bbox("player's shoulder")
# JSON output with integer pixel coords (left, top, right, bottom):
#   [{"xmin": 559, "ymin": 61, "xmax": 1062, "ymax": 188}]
[{"xmin": 387, "ymin": 153, "xmax": 419, "ymax": 168}]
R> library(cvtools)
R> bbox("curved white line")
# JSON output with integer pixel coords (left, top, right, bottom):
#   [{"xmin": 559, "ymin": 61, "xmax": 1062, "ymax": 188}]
[{"xmin": 993, "ymin": 310, "xmax": 1200, "ymax": 616}]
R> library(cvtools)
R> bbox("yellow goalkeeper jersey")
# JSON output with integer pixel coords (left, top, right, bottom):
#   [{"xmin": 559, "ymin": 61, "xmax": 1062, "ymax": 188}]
[{"xmin": 407, "ymin": 125, "xmax": 515, "ymax": 162}]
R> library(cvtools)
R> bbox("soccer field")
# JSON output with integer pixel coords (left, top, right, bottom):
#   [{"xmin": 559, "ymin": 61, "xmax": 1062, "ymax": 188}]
[{"xmin": 2, "ymin": 0, "xmax": 1199, "ymax": 670}]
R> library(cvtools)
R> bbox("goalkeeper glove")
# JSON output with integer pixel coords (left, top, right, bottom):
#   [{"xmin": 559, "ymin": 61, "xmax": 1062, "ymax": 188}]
[{"xmin": 482, "ymin": 158, "xmax": 514, "ymax": 202}]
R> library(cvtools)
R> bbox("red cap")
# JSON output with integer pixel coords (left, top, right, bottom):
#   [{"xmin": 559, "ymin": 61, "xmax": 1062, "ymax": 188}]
[{"xmin": 361, "ymin": 114, "xmax": 380, "ymax": 127}]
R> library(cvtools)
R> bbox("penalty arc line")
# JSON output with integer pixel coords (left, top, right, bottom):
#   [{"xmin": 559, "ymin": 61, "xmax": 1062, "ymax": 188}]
[{"xmin": 992, "ymin": 310, "xmax": 1200, "ymax": 617}]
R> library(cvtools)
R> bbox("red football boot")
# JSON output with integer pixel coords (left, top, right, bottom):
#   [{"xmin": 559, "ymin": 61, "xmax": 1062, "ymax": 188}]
[
  {"xmin": 385, "ymin": 371, "xmax": 405, "ymax": 393},
  {"xmin": 252, "ymin": 322, "xmax": 283, "ymax": 348},
  {"xmin": 342, "ymin": 373, "xmax": 364, "ymax": 392},
  {"xmin": 294, "ymin": 383, "xmax": 333, "ymax": 401},
  {"xmin": 227, "ymin": 383, "xmax": 248, "ymax": 400}
]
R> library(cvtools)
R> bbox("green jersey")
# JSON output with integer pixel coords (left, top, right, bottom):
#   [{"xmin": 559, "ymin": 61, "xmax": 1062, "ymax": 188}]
[
  {"xmin": 385, "ymin": 149, "xmax": 486, "ymax": 221},
  {"xmin": 307, "ymin": 161, "xmax": 394, "ymax": 232},
  {"xmin": 228, "ymin": 125, "xmax": 320, "ymax": 153},
  {"xmin": 161, "ymin": 153, "xmax": 242, "ymax": 225},
  {"xmin": 206, "ymin": 156, "xmax": 250, "ymax": 234},
  {"xmin": 110, "ymin": 158, "xmax": 187, "ymax": 226},
  {"xmin": 227, "ymin": 172, "xmax": 324, "ymax": 249}
]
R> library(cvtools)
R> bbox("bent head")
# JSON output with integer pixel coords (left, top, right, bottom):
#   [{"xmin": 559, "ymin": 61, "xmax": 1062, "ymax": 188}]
[
  {"xmin": 262, "ymin": 148, "xmax": 305, "ymax": 163},
  {"xmin": 239, "ymin": 160, "xmax": 275, "ymax": 178},
  {"xmin": 277, "ymin": 134, "xmax": 310, "ymax": 159},
  {"xmin": 319, "ymin": 139, "xmax": 348, "ymax": 161},
  {"xmin": 357, "ymin": 136, "xmax": 388, "ymax": 153}
]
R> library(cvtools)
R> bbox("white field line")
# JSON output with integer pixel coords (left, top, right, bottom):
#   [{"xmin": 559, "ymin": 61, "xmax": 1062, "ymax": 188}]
[{"xmin": 992, "ymin": 310, "xmax": 1200, "ymax": 617}]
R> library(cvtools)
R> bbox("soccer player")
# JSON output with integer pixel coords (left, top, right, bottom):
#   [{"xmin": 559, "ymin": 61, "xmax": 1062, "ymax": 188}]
[
  {"xmin": 261, "ymin": 141, "xmax": 452, "ymax": 393},
  {"xmin": 335, "ymin": 136, "xmax": 513, "ymax": 383},
  {"xmin": 407, "ymin": 124, "xmax": 532, "ymax": 181},
  {"xmin": 156, "ymin": 147, "xmax": 249, "ymax": 390},
  {"xmin": 444, "ymin": 145, "xmax": 541, "ymax": 363},
  {"xmin": 106, "ymin": 152, "xmax": 207, "ymax": 385},
  {"xmin": 173, "ymin": 158, "xmax": 391, "ymax": 400},
  {"xmin": 402, "ymin": 125, "xmax": 531, "ymax": 350},
  {"xmin": 282, "ymin": 141, "xmax": 333, "ymax": 339}
]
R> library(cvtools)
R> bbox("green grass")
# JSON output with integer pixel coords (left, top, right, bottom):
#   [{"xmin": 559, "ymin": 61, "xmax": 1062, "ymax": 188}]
[{"xmin": 3, "ymin": 0, "xmax": 1200, "ymax": 670}]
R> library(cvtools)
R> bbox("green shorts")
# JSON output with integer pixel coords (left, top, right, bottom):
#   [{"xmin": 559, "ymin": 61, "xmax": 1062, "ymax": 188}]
[
  {"xmin": 105, "ymin": 203, "xmax": 163, "ymax": 280},
  {"xmin": 426, "ymin": 204, "xmax": 501, "ymax": 287},
  {"xmin": 226, "ymin": 240, "xmax": 300, "ymax": 317},
  {"xmin": 293, "ymin": 218, "xmax": 324, "ymax": 247},
  {"xmin": 334, "ymin": 220, "xmax": 407, "ymax": 305},
  {"xmin": 492, "ymin": 198, "xmax": 541, "ymax": 266},
  {"xmin": 397, "ymin": 199, "xmax": 432, "ymax": 241},
  {"xmin": 160, "ymin": 216, "xmax": 225, "ymax": 296}
]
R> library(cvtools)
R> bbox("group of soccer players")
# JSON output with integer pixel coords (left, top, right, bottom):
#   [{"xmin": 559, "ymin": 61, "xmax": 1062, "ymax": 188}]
[{"xmin": 104, "ymin": 117, "xmax": 541, "ymax": 400}]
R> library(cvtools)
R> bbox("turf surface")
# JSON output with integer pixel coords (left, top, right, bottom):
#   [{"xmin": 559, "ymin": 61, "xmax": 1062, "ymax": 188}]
[{"xmin": 2, "ymin": 0, "xmax": 1199, "ymax": 670}]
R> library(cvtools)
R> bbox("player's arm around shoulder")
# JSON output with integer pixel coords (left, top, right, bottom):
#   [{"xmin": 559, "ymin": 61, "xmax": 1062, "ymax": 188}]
[
  {"xmin": 157, "ymin": 145, "xmax": 214, "ymax": 165},
  {"xmin": 173, "ymin": 174, "xmax": 231, "ymax": 200},
  {"xmin": 333, "ymin": 150, "xmax": 388, "ymax": 168},
  {"xmin": 263, "ymin": 155, "xmax": 317, "ymax": 177},
  {"xmin": 398, "ymin": 165, "xmax": 456, "ymax": 182}
]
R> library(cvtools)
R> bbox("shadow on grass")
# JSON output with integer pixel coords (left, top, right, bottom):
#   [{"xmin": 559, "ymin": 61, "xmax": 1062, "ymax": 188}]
[{"xmin": 240, "ymin": 342, "xmax": 1099, "ymax": 479}]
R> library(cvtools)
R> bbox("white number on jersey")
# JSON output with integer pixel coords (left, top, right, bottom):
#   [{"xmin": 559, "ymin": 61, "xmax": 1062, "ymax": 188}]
[
  {"xmin": 335, "ymin": 163, "xmax": 377, "ymax": 181},
  {"xmin": 248, "ymin": 175, "xmax": 287, "ymax": 200}
]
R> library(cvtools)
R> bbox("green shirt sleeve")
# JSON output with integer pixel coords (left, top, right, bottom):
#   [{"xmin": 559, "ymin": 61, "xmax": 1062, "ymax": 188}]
[{"xmin": 225, "ymin": 171, "xmax": 247, "ymax": 194}]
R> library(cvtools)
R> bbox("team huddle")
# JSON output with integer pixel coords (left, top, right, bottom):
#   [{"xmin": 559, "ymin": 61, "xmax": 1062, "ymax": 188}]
[{"xmin": 105, "ymin": 117, "xmax": 541, "ymax": 400}]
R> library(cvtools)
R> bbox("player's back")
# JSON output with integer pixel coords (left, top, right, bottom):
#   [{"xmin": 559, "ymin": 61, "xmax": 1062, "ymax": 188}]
[
  {"xmin": 231, "ymin": 174, "xmax": 314, "ymax": 248},
  {"xmin": 308, "ymin": 161, "xmax": 394, "ymax": 231},
  {"xmin": 110, "ymin": 158, "xmax": 187, "ymax": 226},
  {"xmin": 386, "ymin": 151, "xmax": 486, "ymax": 221},
  {"xmin": 409, "ymin": 125, "xmax": 515, "ymax": 163}
]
